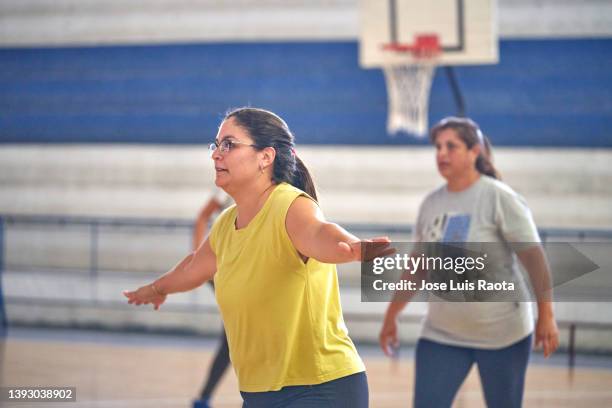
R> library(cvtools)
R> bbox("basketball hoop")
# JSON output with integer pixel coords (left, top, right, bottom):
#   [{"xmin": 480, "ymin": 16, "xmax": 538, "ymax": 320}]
[{"xmin": 381, "ymin": 34, "xmax": 440, "ymax": 137}]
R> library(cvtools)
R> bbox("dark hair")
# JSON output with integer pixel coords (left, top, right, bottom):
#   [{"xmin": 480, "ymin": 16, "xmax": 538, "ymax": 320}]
[
  {"xmin": 224, "ymin": 107, "xmax": 318, "ymax": 201},
  {"xmin": 429, "ymin": 116, "xmax": 500, "ymax": 180}
]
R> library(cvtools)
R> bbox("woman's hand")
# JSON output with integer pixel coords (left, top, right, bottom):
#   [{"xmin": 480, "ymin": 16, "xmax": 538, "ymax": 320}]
[
  {"xmin": 123, "ymin": 284, "xmax": 167, "ymax": 311},
  {"xmin": 379, "ymin": 315, "xmax": 400, "ymax": 357},
  {"xmin": 338, "ymin": 236, "xmax": 394, "ymax": 262},
  {"xmin": 535, "ymin": 312, "xmax": 559, "ymax": 358},
  {"xmin": 121, "ymin": 240, "xmax": 215, "ymax": 308}
]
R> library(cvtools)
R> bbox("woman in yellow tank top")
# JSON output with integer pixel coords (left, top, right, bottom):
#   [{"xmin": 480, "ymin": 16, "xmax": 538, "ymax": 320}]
[{"xmin": 124, "ymin": 107, "xmax": 390, "ymax": 408}]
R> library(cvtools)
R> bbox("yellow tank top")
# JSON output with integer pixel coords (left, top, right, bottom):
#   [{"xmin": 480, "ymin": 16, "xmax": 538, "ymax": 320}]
[{"xmin": 209, "ymin": 182, "xmax": 365, "ymax": 392}]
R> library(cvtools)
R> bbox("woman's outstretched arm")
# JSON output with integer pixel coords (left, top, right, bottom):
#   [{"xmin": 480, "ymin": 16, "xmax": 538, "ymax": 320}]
[
  {"xmin": 286, "ymin": 196, "xmax": 391, "ymax": 264},
  {"xmin": 123, "ymin": 238, "xmax": 217, "ymax": 310}
]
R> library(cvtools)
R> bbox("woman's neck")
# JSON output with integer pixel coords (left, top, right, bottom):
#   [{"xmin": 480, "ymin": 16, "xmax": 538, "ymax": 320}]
[
  {"xmin": 446, "ymin": 170, "xmax": 481, "ymax": 192},
  {"xmin": 232, "ymin": 180, "xmax": 276, "ymax": 228}
]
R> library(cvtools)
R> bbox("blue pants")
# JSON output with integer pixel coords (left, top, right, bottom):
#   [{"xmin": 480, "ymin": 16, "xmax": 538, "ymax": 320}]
[
  {"xmin": 240, "ymin": 372, "xmax": 368, "ymax": 408},
  {"xmin": 414, "ymin": 334, "xmax": 532, "ymax": 408}
]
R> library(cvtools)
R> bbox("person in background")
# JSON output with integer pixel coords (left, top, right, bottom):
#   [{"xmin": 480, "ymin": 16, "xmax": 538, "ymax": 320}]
[
  {"xmin": 192, "ymin": 190, "xmax": 236, "ymax": 408},
  {"xmin": 379, "ymin": 117, "xmax": 559, "ymax": 408}
]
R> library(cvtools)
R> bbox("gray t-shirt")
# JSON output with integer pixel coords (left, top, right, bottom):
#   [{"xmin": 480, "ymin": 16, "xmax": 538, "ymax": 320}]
[{"xmin": 416, "ymin": 176, "xmax": 539, "ymax": 348}]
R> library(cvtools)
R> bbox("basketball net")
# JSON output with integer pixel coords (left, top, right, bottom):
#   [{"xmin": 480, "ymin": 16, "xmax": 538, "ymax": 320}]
[{"xmin": 382, "ymin": 35, "xmax": 440, "ymax": 137}]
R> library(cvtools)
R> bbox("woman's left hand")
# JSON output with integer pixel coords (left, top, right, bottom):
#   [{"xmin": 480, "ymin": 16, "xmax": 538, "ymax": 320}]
[
  {"xmin": 338, "ymin": 236, "xmax": 394, "ymax": 262},
  {"xmin": 535, "ymin": 313, "xmax": 559, "ymax": 358}
]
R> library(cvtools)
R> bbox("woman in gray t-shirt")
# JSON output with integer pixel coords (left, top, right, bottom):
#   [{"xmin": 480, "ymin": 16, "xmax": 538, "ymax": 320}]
[{"xmin": 379, "ymin": 117, "xmax": 559, "ymax": 408}]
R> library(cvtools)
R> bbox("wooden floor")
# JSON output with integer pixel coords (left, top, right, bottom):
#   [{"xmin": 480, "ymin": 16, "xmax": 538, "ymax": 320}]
[{"xmin": 2, "ymin": 333, "xmax": 612, "ymax": 408}]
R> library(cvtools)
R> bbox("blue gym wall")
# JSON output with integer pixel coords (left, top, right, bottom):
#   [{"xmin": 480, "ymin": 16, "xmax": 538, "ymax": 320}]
[{"xmin": 1, "ymin": 39, "xmax": 610, "ymax": 147}]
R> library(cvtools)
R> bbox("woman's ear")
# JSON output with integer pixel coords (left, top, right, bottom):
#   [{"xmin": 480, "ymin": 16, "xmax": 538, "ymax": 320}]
[
  {"xmin": 260, "ymin": 146, "xmax": 276, "ymax": 170},
  {"xmin": 470, "ymin": 144, "xmax": 482, "ymax": 161}
]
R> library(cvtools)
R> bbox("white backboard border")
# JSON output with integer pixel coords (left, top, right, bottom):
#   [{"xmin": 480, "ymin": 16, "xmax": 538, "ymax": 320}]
[{"xmin": 360, "ymin": 0, "xmax": 499, "ymax": 67}]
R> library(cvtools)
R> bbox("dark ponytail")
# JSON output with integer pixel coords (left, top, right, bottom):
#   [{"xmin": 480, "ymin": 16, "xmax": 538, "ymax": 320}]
[
  {"xmin": 292, "ymin": 155, "xmax": 318, "ymax": 201},
  {"xmin": 475, "ymin": 135, "xmax": 500, "ymax": 180},
  {"xmin": 225, "ymin": 107, "xmax": 318, "ymax": 201},
  {"xmin": 430, "ymin": 116, "xmax": 501, "ymax": 180}
]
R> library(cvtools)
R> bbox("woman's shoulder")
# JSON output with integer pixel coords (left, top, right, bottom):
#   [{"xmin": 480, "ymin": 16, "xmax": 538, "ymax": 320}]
[
  {"xmin": 212, "ymin": 204, "xmax": 237, "ymax": 230},
  {"xmin": 274, "ymin": 182, "xmax": 304, "ymax": 195},
  {"xmin": 479, "ymin": 176, "xmax": 520, "ymax": 199},
  {"xmin": 478, "ymin": 176, "xmax": 534, "ymax": 216},
  {"xmin": 208, "ymin": 204, "xmax": 237, "ymax": 251},
  {"xmin": 260, "ymin": 183, "xmax": 314, "ymax": 223},
  {"xmin": 422, "ymin": 183, "xmax": 448, "ymax": 204},
  {"xmin": 271, "ymin": 182, "xmax": 314, "ymax": 204}
]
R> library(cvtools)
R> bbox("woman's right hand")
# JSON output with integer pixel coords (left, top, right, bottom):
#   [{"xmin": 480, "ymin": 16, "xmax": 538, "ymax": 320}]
[
  {"xmin": 379, "ymin": 315, "xmax": 400, "ymax": 357},
  {"xmin": 123, "ymin": 284, "xmax": 167, "ymax": 311}
]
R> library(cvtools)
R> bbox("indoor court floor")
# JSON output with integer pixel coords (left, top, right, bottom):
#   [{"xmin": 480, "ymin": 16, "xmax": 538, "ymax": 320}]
[{"xmin": 2, "ymin": 328, "xmax": 612, "ymax": 408}]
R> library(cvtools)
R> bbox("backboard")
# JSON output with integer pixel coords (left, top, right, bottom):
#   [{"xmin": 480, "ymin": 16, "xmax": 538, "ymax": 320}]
[{"xmin": 360, "ymin": 0, "xmax": 498, "ymax": 67}]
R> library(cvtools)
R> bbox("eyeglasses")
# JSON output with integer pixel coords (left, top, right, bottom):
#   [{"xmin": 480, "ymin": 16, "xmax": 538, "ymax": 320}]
[{"xmin": 209, "ymin": 139, "xmax": 257, "ymax": 156}]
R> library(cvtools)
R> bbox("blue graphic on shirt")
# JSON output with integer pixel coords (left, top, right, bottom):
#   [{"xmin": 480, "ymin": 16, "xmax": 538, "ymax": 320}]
[{"xmin": 441, "ymin": 214, "xmax": 471, "ymax": 243}]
